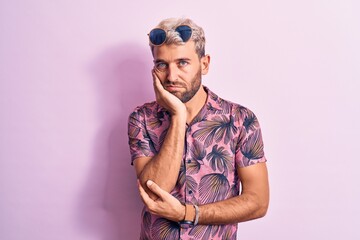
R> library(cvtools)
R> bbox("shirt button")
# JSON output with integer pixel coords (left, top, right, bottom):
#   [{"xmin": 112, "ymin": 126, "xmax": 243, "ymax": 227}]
[
  {"xmin": 189, "ymin": 190, "xmax": 193, "ymax": 194},
  {"xmin": 187, "ymin": 160, "xmax": 191, "ymax": 164}
]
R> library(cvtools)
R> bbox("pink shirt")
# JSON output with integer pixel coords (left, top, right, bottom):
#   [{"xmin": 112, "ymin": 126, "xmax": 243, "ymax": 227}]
[{"xmin": 128, "ymin": 86, "xmax": 267, "ymax": 240}]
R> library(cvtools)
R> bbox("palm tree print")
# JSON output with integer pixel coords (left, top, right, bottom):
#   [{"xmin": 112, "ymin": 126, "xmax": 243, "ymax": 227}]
[
  {"xmin": 190, "ymin": 224, "xmax": 222, "ymax": 240},
  {"xmin": 148, "ymin": 111, "xmax": 167, "ymax": 130},
  {"xmin": 144, "ymin": 127, "xmax": 168, "ymax": 153},
  {"xmin": 199, "ymin": 173, "xmax": 230, "ymax": 204},
  {"xmin": 209, "ymin": 90, "xmax": 219, "ymax": 102},
  {"xmin": 206, "ymin": 145, "xmax": 233, "ymax": 176},
  {"xmin": 243, "ymin": 110, "xmax": 259, "ymax": 133},
  {"xmin": 235, "ymin": 126, "xmax": 247, "ymax": 150},
  {"xmin": 178, "ymin": 164, "xmax": 185, "ymax": 187},
  {"xmin": 173, "ymin": 141, "xmax": 203, "ymax": 196},
  {"xmin": 190, "ymin": 141, "xmax": 206, "ymax": 160},
  {"xmin": 216, "ymin": 98, "xmax": 232, "ymax": 114},
  {"xmin": 185, "ymin": 141, "xmax": 206, "ymax": 174},
  {"xmin": 206, "ymin": 102, "xmax": 222, "ymax": 113},
  {"xmin": 241, "ymin": 129, "xmax": 265, "ymax": 166},
  {"xmin": 140, "ymin": 210, "xmax": 152, "ymax": 239},
  {"xmin": 128, "ymin": 123, "xmax": 141, "ymax": 140},
  {"xmin": 143, "ymin": 105, "xmax": 154, "ymax": 117},
  {"xmin": 229, "ymin": 138, "xmax": 236, "ymax": 155},
  {"xmin": 151, "ymin": 218, "xmax": 179, "ymax": 240},
  {"xmin": 192, "ymin": 115, "xmax": 238, "ymax": 147},
  {"xmin": 190, "ymin": 108, "xmax": 208, "ymax": 125},
  {"xmin": 186, "ymin": 175, "xmax": 198, "ymax": 195},
  {"xmin": 143, "ymin": 129, "xmax": 158, "ymax": 154},
  {"xmin": 220, "ymin": 225, "xmax": 237, "ymax": 240},
  {"xmin": 178, "ymin": 164, "xmax": 198, "ymax": 194},
  {"xmin": 129, "ymin": 139, "xmax": 151, "ymax": 157},
  {"xmin": 206, "ymin": 90, "xmax": 231, "ymax": 114},
  {"xmin": 128, "ymin": 111, "xmax": 143, "ymax": 138},
  {"xmin": 143, "ymin": 210, "xmax": 151, "ymax": 229},
  {"xmin": 185, "ymin": 158, "xmax": 204, "ymax": 175},
  {"xmin": 229, "ymin": 174, "xmax": 240, "ymax": 198},
  {"xmin": 233, "ymin": 105, "xmax": 248, "ymax": 122}
]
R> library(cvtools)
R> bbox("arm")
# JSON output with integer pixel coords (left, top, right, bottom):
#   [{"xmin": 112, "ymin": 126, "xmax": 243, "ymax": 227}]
[
  {"xmin": 135, "ymin": 114, "xmax": 186, "ymax": 199},
  {"xmin": 198, "ymin": 162, "xmax": 269, "ymax": 224},
  {"xmin": 139, "ymin": 162, "xmax": 269, "ymax": 224},
  {"xmin": 135, "ymin": 70, "xmax": 187, "ymax": 199}
]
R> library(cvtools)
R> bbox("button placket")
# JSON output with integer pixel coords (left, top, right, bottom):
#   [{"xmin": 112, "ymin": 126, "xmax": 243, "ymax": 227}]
[{"xmin": 184, "ymin": 126, "xmax": 193, "ymax": 203}]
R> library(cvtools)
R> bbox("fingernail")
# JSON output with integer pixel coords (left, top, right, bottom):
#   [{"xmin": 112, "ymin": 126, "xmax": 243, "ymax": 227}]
[{"xmin": 147, "ymin": 180, "xmax": 153, "ymax": 187}]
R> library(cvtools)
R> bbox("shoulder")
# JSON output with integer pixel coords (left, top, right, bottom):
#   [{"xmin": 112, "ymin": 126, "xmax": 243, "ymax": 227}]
[
  {"xmin": 207, "ymin": 87, "xmax": 260, "ymax": 124},
  {"xmin": 129, "ymin": 101, "xmax": 161, "ymax": 119}
]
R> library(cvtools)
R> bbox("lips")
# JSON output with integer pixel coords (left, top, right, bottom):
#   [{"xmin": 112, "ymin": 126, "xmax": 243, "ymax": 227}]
[{"xmin": 165, "ymin": 85, "xmax": 182, "ymax": 92}]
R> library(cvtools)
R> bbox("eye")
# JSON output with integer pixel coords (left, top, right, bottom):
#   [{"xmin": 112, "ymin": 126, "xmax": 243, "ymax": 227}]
[
  {"xmin": 178, "ymin": 60, "xmax": 188, "ymax": 67},
  {"xmin": 155, "ymin": 62, "xmax": 167, "ymax": 71}
]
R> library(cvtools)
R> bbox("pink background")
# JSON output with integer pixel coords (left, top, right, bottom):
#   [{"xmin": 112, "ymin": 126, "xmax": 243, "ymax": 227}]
[{"xmin": 1, "ymin": 1, "xmax": 359, "ymax": 239}]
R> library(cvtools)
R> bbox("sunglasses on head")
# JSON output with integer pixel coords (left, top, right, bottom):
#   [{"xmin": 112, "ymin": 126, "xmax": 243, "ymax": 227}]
[{"xmin": 148, "ymin": 25, "xmax": 193, "ymax": 46}]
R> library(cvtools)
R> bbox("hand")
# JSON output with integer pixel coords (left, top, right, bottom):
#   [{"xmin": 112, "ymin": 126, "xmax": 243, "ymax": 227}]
[
  {"xmin": 152, "ymin": 69, "xmax": 186, "ymax": 117},
  {"xmin": 138, "ymin": 179, "xmax": 185, "ymax": 222}
]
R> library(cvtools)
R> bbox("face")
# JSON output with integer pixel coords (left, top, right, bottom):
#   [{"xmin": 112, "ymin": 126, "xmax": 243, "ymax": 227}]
[{"xmin": 153, "ymin": 41, "xmax": 209, "ymax": 103}]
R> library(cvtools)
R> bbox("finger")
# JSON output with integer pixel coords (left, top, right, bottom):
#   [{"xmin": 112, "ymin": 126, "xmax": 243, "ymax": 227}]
[
  {"xmin": 146, "ymin": 180, "xmax": 165, "ymax": 199},
  {"xmin": 152, "ymin": 69, "xmax": 158, "ymax": 82},
  {"xmin": 152, "ymin": 70, "xmax": 161, "ymax": 96},
  {"xmin": 151, "ymin": 69, "xmax": 156, "ymax": 81},
  {"xmin": 152, "ymin": 73, "xmax": 163, "ymax": 91},
  {"xmin": 138, "ymin": 180, "xmax": 154, "ymax": 205},
  {"xmin": 152, "ymin": 69, "xmax": 166, "ymax": 88}
]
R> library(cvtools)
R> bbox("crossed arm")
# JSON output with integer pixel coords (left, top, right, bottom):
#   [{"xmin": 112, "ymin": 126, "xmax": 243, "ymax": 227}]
[
  {"xmin": 134, "ymin": 70, "xmax": 269, "ymax": 224},
  {"xmin": 138, "ymin": 162, "xmax": 269, "ymax": 225}
]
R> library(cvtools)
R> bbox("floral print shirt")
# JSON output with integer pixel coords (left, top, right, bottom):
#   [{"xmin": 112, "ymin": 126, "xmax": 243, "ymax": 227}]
[{"xmin": 128, "ymin": 86, "xmax": 267, "ymax": 240}]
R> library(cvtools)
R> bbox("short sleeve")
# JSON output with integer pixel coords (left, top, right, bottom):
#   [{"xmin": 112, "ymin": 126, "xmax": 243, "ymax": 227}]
[
  {"xmin": 235, "ymin": 108, "xmax": 267, "ymax": 168},
  {"xmin": 128, "ymin": 108, "xmax": 156, "ymax": 165}
]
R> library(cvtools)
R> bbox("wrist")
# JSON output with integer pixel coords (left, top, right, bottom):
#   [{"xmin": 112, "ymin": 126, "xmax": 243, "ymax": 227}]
[
  {"xmin": 179, "ymin": 204, "xmax": 199, "ymax": 229},
  {"xmin": 184, "ymin": 204, "xmax": 196, "ymax": 222},
  {"xmin": 171, "ymin": 113, "xmax": 187, "ymax": 124},
  {"xmin": 178, "ymin": 204, "xmax": 186, "ymax": 222},
  {"xmin": 171, "ymin": 109, "xmax": 187, "ymax": 120}
]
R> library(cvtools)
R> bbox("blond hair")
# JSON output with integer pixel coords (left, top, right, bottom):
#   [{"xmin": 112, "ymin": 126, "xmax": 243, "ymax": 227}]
[{"xmin": 149, "ymin": 18, "xmax": 206, "ymax": 58}]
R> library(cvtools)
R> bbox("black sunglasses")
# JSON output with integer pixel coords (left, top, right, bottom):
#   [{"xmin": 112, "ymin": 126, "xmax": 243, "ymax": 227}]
[{"xmin": 148, "ymin": 25, "xmax": 193, "ymax": 46}]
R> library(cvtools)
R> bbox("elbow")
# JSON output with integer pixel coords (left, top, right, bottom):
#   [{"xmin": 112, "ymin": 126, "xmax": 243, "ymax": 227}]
[
  {"xmin": 247, "ymin": 191, "xmax": 269, "ymax": 220},
  {"xmin": 256, "ymin": 199, "xmax": 269, "ymax": 219},
  {"xmin": 257, "ymin": 204, "xmax": 268, "ymax": 218}
]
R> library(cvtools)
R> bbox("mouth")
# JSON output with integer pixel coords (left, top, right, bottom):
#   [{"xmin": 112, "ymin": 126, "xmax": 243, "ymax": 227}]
[{"xmin": 165, "ymin": 85, "xmax": 183, "ymax": 92}]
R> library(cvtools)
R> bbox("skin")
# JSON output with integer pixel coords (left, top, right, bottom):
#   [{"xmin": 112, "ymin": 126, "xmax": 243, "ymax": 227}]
[{"xmin": 135, "ymin": 40, "xmax": 270, "ymax": 225}]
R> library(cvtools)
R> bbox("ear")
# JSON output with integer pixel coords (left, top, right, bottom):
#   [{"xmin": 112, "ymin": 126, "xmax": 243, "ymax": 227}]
[{"xmin": 200, "ymin": 54, "xmax": 210, "ymax": 75}]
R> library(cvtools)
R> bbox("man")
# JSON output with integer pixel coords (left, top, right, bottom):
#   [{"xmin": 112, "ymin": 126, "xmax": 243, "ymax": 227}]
[{"xmin": 128, "ymin": 17, "xmax": 269, "ymax": 240}]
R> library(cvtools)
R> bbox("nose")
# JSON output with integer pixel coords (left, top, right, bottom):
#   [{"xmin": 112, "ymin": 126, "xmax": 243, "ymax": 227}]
[{"xmin": 166, "ymin": 63, "xmax": 179, "ymax": 82}]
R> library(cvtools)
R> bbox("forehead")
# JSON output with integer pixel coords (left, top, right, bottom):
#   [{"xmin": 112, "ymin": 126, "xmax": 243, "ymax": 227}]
[{"xmin": 153, "ymin": 40, "xmax": 198, "ymax": 61}]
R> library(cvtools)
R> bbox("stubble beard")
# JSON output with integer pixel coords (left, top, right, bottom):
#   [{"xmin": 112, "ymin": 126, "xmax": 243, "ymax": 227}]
[{"xmin": 177, "ymin": 68, "xmax": 202, "ymax": 103}]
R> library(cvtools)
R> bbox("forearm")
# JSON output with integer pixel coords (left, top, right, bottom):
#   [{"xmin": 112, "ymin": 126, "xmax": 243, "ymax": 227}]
[
  {"xmin": 139, "ymin": 114, "xmax": 186, "ymax": 194},
  {"xmin": 198, "ymin": 191, "xmax": 269, "ymax": 225}
]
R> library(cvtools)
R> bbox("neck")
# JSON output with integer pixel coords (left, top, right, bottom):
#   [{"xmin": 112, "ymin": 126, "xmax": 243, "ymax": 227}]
[{"xmin": 184, "ymin": 85, "xmax": 207, "ymax": 124}]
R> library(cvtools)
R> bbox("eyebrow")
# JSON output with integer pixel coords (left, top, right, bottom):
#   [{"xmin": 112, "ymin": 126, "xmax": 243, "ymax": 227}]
[{"xmin": 154, "ymin": 58, "xmax": 192, "ymax": 63}]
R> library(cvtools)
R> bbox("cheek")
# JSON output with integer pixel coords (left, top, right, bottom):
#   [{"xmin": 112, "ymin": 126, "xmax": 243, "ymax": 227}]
[
  {"xmin": 181, "ymin": 64, "xmax": 197, "ymax": 76},
  {"xmin": 184, "ymin": 65, "xmax": 200, "ymax": 78},
  {"xmin": 159, "ymin": 75, "xmax": 167, "ymax": 84}
]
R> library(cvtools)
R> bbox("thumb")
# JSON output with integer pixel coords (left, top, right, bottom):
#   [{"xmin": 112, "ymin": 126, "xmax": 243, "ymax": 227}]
[{"xmin": 146, "ymin": 180, "xmax": 164, "ymax": 198}]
